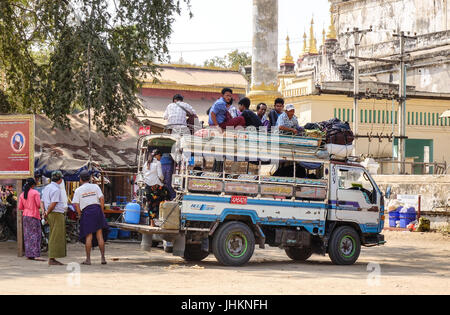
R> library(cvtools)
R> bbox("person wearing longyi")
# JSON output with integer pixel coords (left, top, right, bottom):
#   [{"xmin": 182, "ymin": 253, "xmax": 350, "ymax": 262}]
[
  {"xmin": 41, "ymin": 171, "xmax": 67, "ymax": 266},
  {"xmin": 18, "ymin": 178, "xmax": 44, "ymax": 261},
  {"xmin": 72, "ymin": 170, "xmax": 109, "ymax": 265}
]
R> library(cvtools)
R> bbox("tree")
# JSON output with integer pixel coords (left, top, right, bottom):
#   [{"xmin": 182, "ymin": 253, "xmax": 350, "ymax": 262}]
[
  {"xmin": 203, "ymin": 49, "xmax": 252, "ymax": 71},
  {"xmin": 0, "ymin": 0, "xmax": 191, "ymax": 136}
]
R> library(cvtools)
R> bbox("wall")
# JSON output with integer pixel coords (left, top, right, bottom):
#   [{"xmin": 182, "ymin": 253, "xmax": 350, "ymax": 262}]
[
  {"xmin": 332, "ymin": 0, "xmax": 449, "ymax": 48},
  {"xmin": 373, "ymin": 174, "xmax": 450, "ymax": 228},
  {"xmin": 329, "ymin": 0, "xmax": 450, "ymax": 93}
]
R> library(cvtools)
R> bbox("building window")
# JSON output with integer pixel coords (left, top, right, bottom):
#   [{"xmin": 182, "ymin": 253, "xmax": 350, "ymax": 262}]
[{"xmin": 408, "ymin": 112, "xmax": 410, "ymax": 125}]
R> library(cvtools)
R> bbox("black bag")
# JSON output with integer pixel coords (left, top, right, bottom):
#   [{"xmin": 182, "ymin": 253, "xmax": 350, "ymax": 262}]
[
  {"xmin": 326, "ymin": 127, "xmax": 354, "ymax": 145},
  {"xmin": 322, "ymin": 119, "xmax": 354, "ymax": 145}
]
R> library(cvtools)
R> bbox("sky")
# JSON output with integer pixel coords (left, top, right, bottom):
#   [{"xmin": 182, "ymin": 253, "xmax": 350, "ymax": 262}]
[{"xmin": 168, "ymin": 0, "xmax": 331, "ymax": 66}]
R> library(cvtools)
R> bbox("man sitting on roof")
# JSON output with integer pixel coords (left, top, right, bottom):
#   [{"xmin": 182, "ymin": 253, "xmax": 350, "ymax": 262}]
[
  {"xmin": 208, "ymin": 88, "xmax": 246, "ymax": 129},
  {"xmin": 163, "ymin": 94, "xmax": 198, "ymax": 134},
  {"xmin": 275, "ymin": 104, "xmax": 302, "ymax": 135},
  {"xmin": 238, "ymin": 97, "xmax": 262, "ymax": 129}
]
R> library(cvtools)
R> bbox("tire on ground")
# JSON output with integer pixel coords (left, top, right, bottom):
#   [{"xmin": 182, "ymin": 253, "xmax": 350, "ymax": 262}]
[
  {"xmin": 212, "ymin": 221, "xmax": 255, "ymax": 266},
  {"xmin": 328, "ymin": 225, "xmax": 361, "ymax": 265},
  {"xmin": 183, "ymin": 244, "xmax": 209, "ymax": 261},
  {"xmin": 285, "ymin": 247, "xmax": 313, "ymax": 261}
]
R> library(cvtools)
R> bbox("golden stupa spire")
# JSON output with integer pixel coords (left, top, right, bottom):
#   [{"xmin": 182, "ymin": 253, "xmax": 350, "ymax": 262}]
[
  {"xmin": 322, "ymin": 27, "xmax": 326, "ymax": 46},
  {"xmin": 301, "ymin": 31, "xmax": 308, "ymax": 56},
  {"xmin": 308, "ymin": 17, "xmax": 318, "ymax": 54},
  {"xmin": 326, "ymin": 6, "xmax": 337, "ymax": 40},
  {"xmin": 281, "ymin": 35, "xmax": 294, "ymax": 64}
]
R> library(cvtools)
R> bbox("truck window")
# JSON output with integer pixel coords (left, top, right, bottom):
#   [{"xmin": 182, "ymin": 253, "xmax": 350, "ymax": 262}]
[{"xmin": 338, "ymin": 168, "xmax": 376, "ymax": 204}]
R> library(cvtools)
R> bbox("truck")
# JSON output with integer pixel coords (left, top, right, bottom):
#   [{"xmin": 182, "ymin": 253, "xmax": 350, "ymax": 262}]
[{"xmin": 110, "ymin": 129, "xmax": 385, "ymax": 266}]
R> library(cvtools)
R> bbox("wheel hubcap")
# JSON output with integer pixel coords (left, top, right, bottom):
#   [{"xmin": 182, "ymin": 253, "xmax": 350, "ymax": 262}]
[
  {"xmin": 340, "ymin": 236, "xmax": 355, "ymax": 258},
  {"xmin": 226, "ymin": 233, "xmax": 247, "ymax": 258}
]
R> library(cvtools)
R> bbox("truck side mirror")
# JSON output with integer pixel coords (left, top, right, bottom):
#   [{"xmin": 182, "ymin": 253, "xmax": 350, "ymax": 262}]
[{"xmin": 385, "ymin": 186, "xmax": 392, "ymax": 199}]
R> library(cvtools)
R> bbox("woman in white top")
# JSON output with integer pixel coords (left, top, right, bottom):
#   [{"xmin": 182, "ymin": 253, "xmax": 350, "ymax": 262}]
[{"xmin": 143, "ymin": 149, "xmax": 170, "ymax": 226}]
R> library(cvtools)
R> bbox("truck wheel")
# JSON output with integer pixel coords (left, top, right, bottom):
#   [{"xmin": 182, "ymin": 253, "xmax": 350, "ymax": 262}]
[
  {"xmin": 212, "ymin": 221, "xmax": 255, "ymax": 266},
  {"xmin": 285, "ymin": 247, "xmax": 313, "ymax": 261},
  {"xmin": 328, "ymin": 226, "xmax": 361, "ymax": 265},
  {"xmin": 183, "ymin": 244, "xmax": 209, "ymax": 262}
]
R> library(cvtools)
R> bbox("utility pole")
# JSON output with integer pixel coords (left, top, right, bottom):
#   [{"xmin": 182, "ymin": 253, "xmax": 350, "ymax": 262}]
[
  {"xmin": 344, "ymin": 27, "xmax": 372, "ymax": 156},
  {"xmin": 393, "ymin": 31, "xmax": 417, "ymax": 174}
]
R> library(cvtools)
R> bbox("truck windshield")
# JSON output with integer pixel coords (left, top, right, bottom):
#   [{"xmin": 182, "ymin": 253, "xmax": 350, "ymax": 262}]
[{"xmin": 338, "ymin": 168, "xmax": 376, "ymax": 204}]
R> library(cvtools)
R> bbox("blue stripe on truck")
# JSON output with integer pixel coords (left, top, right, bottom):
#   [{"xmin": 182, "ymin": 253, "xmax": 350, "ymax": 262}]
[{"xmin": 182, "ymin": 194, "xmax": 327, "ymax": 209}]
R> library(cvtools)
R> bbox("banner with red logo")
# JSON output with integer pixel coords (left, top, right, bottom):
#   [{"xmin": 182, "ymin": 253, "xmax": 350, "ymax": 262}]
[{"xmin": 0, "ymin": 115, "xmax": 35, "ymax": 179}]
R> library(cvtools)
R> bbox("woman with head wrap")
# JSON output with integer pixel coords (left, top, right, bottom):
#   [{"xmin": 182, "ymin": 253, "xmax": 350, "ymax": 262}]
[{"xmin": 18, "ymin": 178, "xmax": 43, "ymax": 260}]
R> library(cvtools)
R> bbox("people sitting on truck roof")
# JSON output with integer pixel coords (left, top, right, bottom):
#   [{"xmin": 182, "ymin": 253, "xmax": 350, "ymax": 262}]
[
  {"xmin": 256, "ymin": 103, "xmax": 270, "ymax": 130},
  {"xmin": 208, "ymin": 88, "xmax": 246, "ymax": 129},
  {"xmin": 275, "ymin": 104, "xmax": 303, "ymax": 135},
  {"xmin": 163, "ymin": 94, "xmax": 198, "ymax": 134},
  {"xmin": 237, "ymin": 97, "xmax": 262, "ymax": 129},
  {"xmin": 268, "ymin": 98, "xmax": 285, "ymax": 128}
]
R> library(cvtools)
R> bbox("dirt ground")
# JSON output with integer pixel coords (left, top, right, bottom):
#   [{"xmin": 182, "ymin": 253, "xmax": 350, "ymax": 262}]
[{"xmin": 0, "ymin": 230, "xmax": 449, "ymax": 295}]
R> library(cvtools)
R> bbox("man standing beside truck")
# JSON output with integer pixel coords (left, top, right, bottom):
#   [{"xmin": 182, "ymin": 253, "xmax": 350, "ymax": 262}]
[{"xmin": 72, "ymin": 170, "xmax": 109, "ymax": 265}]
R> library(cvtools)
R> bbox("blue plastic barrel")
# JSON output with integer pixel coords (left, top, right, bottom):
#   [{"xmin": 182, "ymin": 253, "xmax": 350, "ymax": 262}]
[
  {"xmin": 124, "ymin": 201, "xmax": 141, "ymax": 224},
  {"xmin": 119, "ymin": 229, "xmax": 131, "ymax": 239},
  {"xmin": 399, "ymin": 207, "xmax": 416, "ymax": 228},
  {"xmin": 108, "ymin": 228, "xmax": 119, "ymax": 240},
  {"xmin": 389, "ymin": 210, "xmax": 400, "ymax": 227}
]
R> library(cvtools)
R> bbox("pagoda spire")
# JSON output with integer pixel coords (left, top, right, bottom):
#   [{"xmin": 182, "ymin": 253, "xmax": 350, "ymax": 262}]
[
  {"xmin": 326, "ymin": 6, "xmax": 337, "ymax": 40},
  {"xmin": 281, "ymin": 35, "xmax": 294, "ymax": 64},
  {"xmin": 301, "ymin": 31, "xmax": 308, "ymax": 57},
  {"xmin": 308, "ymin": 17, "xmax": 318, "ymax": 54}
]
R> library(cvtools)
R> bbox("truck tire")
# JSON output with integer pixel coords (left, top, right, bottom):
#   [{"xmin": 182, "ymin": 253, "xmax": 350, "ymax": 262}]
[
  {"xmin": 212, "ymin": 221, "xmax": 255, "ymax": 266},
  {"xmin": 328, "ymin": 226, "xmax": 361, "ymax": 265},
  {"xmin": 285, "ymin": 247, "xmax": 313, "ymax": 261},
  {"xmin": 183, "ymin": 244, "xmax": 209, "ymax": 262}
]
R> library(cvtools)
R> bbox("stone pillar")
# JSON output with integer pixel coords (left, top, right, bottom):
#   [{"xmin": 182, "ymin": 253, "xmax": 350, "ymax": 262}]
[{"xmin": 248, "ymin": 0, "xmax": 282, "ymax": 108}]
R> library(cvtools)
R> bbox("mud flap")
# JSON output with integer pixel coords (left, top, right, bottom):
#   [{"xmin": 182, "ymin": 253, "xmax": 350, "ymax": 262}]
[{"xmin": 172, "ymin": 233, "xmax": 186, "ymax": 257}]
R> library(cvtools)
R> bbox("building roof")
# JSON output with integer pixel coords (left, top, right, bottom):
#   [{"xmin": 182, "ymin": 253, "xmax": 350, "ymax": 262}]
[{"xmin": 141, "ymin": 64, "xmax": 248, "ymax": 93}]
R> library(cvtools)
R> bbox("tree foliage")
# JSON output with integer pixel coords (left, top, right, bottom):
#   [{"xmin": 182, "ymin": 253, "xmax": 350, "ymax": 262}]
[
  {"xmin": 203, "ymin": 49, "xmax": 252, "ymax": 71},
  {"xmin": 0, "ymin": 0, "xmax": 191, "ymax": 136}
]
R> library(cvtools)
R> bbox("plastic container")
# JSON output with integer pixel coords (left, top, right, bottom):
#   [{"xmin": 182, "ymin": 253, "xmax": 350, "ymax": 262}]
[
  {"xmin": 118, "ymin": 229, "xmax": 131, "ymax": 239},
  {"xmin": 388, "ymin": 208, "xmax": 400, "ymax": 227},
  {"xmin": 108, "ymin": 228, "xmax": 119, "ymax": 240},
  {"xmin": 399, "ymin": 207, "xmax": 416, "ymax": 228},
  {"xmin": 124, "ymin": 201, "xmax": 141, "ymax": 224},
  {"xmin": 388, "ymin": 206, "xmax": 402, "ymax": 227}
]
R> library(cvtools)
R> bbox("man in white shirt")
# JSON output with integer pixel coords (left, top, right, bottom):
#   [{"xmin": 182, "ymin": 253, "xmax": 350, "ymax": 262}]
[
  {"xmin": 163, "ymin": 94, "xmax": 197, "ymax": 134},
  {"xmin": 72, "ymin": 170, "xmax": 109, "ymax": 265},
  {"xmin": 41, "ymin": 171, "xmax": 66, "ymax": 265}
]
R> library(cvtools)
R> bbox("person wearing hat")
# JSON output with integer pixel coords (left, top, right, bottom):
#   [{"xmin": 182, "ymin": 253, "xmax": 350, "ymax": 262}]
[
  {"xmin": 72, "ymin": 170, "xmax": 109, "ymax": 265},
  {"xmin": 275, "ymin": 104, "xmax": 302, "ymax": 135},
  {"xmin": 143, "ymin": 149, "xmax": 170, "ymax": 226},
  {"xmin": 41, "ymin": 171, "xmax": 66, "ymax": 265},
  {"xmin": 163, "ymin": 94, "xmax": 198, "ymax": 134}
]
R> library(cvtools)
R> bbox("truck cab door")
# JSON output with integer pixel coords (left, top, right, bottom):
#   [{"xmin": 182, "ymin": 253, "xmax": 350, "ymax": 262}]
[{"xmin": 330, "ymin": 165, "xmax": 380, "ymax": 230}]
